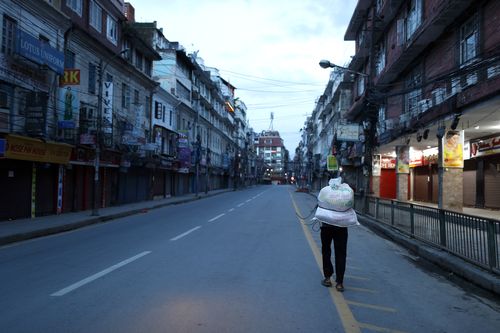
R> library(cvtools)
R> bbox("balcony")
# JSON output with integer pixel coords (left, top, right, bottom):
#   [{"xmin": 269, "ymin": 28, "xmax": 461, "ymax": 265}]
[
  {"xmin": 344, "ymin": 0, "xmax": 372, "ymax": 41},
  {"xmin": 378, "ymin": 0, "xmax": 472, "ymax": 85}
]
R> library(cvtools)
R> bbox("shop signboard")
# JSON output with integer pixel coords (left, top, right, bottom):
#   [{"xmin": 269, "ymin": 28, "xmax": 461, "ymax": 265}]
[
  {"xmin": 327, "ymin": 155, "xmax": 339, "ymax": 171},
  {"xmin": 336, "ymin": 124, "xmax": 360, "ymax": 142},
  {"xmin": 16, "ymin": 29, "xmax": 64, "ymax": 74},
  {"xmin": 0, "ymin": 138, "xmax": 5, "ymax": 157},
  {"xmin": 470, "ymin": 135, "xmax": 500, "ymax": 158}
]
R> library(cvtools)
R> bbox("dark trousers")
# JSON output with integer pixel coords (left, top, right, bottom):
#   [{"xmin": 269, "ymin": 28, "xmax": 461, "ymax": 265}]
[{"xmin": 320, "ymin": 223, "xmax": 348, "ymax": 284}]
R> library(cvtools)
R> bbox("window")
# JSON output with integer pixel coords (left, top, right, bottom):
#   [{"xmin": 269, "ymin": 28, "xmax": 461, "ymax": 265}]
[
  {"xmin": 169, "ymin": 109, "xmax": 173, "ymax": 126},
  {"xmin": 405, "ymin": 66, "xmax": 422, "ymax": 114},
  {"xmin": 66, "ymin": 0, "xmax": 82, "ymax": 16},
  {"xmin": 460, "ymin": 14, "xmax": 479, "ymax": 65},
  {"xmin": 121, "ymin": 83, "xmax": 130, "ymax": 109},
  {"xmin": 356, "ymin": 75, "xmax": 365, "ymax": 96},
  {"xmin": 1, "ymin": 15, "xmax": 16, "ymax": 55},
  {"xmin": 65, "ymin": 50, "xmax": 75, "ymax": 68},
  {"xmin": 375, "ymin": 40, "xmax": 386, "ymax": 75},
  {"xmin": 406, "ymin": 0, "xmax": 422, "ymax": 40},
  {"xmin": 134, "ymin": 89, "xmax": 139, "ymax": 105},
  {"xmin": 89, "ymin": 0, "xmax": 102, "ymax": 32},
  {"xmin": 88, "ymin": 62, "xmax": 96, "ymax": 94},
  {"xmin": 144, "ymin": 59, "xmax": 152, "ymax": 76},
  {"xmin": 135, "ymin": 50, "xmax": 143, "ymax": 70},
  {"xmin": 106, "ymin": 15, "xmax": 118, "ymax": 45}
]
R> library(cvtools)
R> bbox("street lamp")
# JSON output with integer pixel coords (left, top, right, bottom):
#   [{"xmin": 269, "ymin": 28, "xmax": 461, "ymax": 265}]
[
  {"xmin": 319, "ymin": 59, "xmax": 369, "ymax": 77},
  {"xmin": 92, "ymin": 48, "xmax": 129, "ymax": 216},
  {"xmin": 319, "ymin": 58, "xmax": 374, "ymax": 213}
]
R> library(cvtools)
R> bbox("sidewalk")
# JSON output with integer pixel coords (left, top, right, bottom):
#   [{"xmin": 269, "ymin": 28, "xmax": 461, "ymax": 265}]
[{"xmin": 0, "ymin": 188, "xmax": 232, "ymax": 246}]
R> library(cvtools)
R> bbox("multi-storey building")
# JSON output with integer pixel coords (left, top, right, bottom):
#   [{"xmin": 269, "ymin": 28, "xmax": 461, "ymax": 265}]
[
  {"xmin": 343, "ymin": 0, "xmax": 500, "ymax": 210},
  {"xmin": 0, "ymin": 0, "xmax": 70, "ymax": 220},
  {"xmin": 60, "ymin": 0, "xmax": 160, "ymax": 208},
  {"xmin": 256, "ymin": 130, "xmax": 287, "ymax": 183}
]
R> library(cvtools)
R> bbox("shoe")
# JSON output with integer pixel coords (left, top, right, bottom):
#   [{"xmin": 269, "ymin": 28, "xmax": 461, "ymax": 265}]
[
  {"xmin": 321, "ymin": 278, "xmax": 332, "ymax": 287},
  {"xmin": 335, "ymin": 283, "xmax": 345, "ymax": 292}
]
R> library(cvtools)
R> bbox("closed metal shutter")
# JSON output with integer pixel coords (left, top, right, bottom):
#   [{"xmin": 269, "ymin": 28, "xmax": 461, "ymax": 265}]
[
  {"xmin": 413, "ymin": 166, "xmax": 429, "ymax": 202},
  {"xmin": 484, "ymin": 156, "xmax": 500, "ymax": 209},
  {"xmin": 463, "ymin": 159, "xmax": 476, "ymax": 207}
]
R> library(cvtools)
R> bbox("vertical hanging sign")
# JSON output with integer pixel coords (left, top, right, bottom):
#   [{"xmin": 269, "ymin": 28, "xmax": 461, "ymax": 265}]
[
  {"xmin": 102, "ymin": 82, "xmax": 114, "ymax": 133},
  {"xmin": 31, "ymin": 164, "xmax": 36, "ymax": 219},
  {"xmin": 57, "ymin": 165, "xmax": 64, "ymax": 214}
]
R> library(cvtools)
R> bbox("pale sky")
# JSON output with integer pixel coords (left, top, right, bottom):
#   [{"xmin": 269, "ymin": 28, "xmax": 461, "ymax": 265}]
[{"xmin": 131, "ymin": 0, "xmax": 356, "ymax": 156}]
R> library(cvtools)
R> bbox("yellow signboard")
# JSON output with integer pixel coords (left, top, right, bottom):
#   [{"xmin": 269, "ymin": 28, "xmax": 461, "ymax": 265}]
[
  {"xmin": 5, "ymin": 135, "xmax": 72, "ymax": 164},
  {"xmin": 327, "ymin": 155, "xmax": 338, "ymax": 171}
]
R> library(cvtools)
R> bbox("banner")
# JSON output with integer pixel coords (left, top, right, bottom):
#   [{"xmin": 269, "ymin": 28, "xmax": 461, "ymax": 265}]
[
  {"xmin": 58, "ymin": 86, "xmax": 79, "ymax": 129},
  {"xmin": 396, "ymin": 146, "xmax": 409, "ymax": 174},
  {"xmin": 442, "ymin": 130, "xmax": 464, "ymax": 168},
  {"xmin": 327, "ymin": 155, "xmax": 338, "ymax": 171},
  {"xmin": 372, "ymin": 154, "xmax": 381, "ymax": 176}
]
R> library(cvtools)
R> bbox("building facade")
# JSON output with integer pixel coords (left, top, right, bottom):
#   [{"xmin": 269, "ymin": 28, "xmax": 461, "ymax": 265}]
[{"xmin": 303, "ymin": 0, "xmax": 500, "ymax": 212}]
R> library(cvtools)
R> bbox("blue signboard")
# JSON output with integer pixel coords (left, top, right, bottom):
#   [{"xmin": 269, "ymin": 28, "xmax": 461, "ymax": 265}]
[
  {"xmin": 16, "ymin": 29, "xmax": 64, "ymax": 74},
  {"xmin": 0, "ymin": 138, "xmax": 5, "ymax": 157}
]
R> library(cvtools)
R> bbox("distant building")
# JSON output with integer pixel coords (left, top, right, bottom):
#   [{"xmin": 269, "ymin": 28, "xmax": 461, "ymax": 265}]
[{"xmin": 255, "ymin": 130, "xmax": 287, "ymax": 182}]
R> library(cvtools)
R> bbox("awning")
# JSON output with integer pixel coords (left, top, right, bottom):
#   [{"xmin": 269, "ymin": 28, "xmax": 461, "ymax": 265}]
[{"xmin": 5, "ymin": 134, "xmax": 73, "ymax": 164}]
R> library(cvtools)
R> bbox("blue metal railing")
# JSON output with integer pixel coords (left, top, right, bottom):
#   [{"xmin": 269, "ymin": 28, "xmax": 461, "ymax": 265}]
[{"xmin": 354, "ymin": 194, "xmax": 500, "ymax": 274}]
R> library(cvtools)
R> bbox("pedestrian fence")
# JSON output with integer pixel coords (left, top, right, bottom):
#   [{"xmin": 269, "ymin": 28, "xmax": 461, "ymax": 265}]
[{"xmin": 353, "ymin": 194, "xmax": 500, "ymax": 274}]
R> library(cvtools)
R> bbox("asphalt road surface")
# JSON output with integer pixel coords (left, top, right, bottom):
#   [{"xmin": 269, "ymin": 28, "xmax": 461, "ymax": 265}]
[{"xmin": 0, "ymin": 185, "xmax": 499, "ymax": 332}]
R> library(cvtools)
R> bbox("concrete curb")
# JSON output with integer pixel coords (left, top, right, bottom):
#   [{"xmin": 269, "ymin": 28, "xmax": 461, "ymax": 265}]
[
  {"xmin": 0, "ymin": 190, "xmax": 231, "ymax": 247},
  {"xmin": 357, "ymin": 214, "xmax": 500, "ymax": 296}
]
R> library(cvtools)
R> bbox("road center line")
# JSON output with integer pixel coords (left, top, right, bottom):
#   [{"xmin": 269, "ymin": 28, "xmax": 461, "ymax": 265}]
[
  {"xmin": 51, "ymin": 251, "xmax": 151, "ymax": 297},
  {"xmin": 170, "ymin": 226, "xmax": 201, "ymax": 241},
  {"xmin": 208, "ymin": 213, "xmax": 225, "ymax": 222},
  {"xmin": 228, "ymin": 208, "xmax": 235, "ymax": 212},
  {"xmin": 245, "ymin": 199, "xmax": 252, "ymax": 202},
  {"xmin": 237, "ymin": 203, "xmax": 245, "ymax": 207}
]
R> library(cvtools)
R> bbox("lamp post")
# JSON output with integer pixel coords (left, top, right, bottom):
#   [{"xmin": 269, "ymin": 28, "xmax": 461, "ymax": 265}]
[
  {"xmin": 319, "ymin": 60, "xmax": 369, "ymax": 77},
  {"xmin": 92, "ymin": 49, "xmax": 128, "ymax": 216},
  {"xmin": 319, "ymin": 56, "xmax": 375, "ymax": 213}
]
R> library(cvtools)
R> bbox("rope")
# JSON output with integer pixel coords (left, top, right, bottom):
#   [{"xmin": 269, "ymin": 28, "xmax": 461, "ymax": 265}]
[{"xmin": 295, "ymin": 203, "xmax": 321, "ymax": 232}]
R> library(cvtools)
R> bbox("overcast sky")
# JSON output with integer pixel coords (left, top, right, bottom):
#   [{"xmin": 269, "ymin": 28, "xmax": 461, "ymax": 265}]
[{"xmin": 132, "ymin": 0, "xmax": 356, "ymax": 156}]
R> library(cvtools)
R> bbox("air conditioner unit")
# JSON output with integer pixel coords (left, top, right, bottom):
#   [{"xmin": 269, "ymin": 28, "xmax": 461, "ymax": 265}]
[
  {"xmin": 487, "ymin": 64, "xmax": 500, "ymax": 79},
  {"xmin": 432, "ymin": 88, "xmax": 447, "ymax": 105},
  {"xmin": 399, "ymin": 113, "xmax": 410, "ymax": 126},
  {"xmin": 417, "ymin": 99, "xmax": 432, "ymax": 113},
  {"xmin": 450, "ymin": 77, "xmax": 462, "ymax": 96},
  {"xmin": 385, "ymin": 118, "xmax": 395, "ymax": 130},
  {"xmin": 464, "ymin": 71, "xmax": 478, "ymax": 87}
]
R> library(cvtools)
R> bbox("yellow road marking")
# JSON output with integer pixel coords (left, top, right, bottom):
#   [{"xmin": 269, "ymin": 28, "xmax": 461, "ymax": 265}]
[
  {"xmin": 346, "ymin": 300, "xmax": 397, "ymax": 313},
  {"xmin": 289, "ymin": 191, "xmax": 361, "ymax": 333},
  {"xmin": 358, "ymin": 322, "xmax": 409, "ymax": 333},
  {"xmin": 344, "ymin": 274, "xmax": 370, "ymax": 281},
  {"xmin": 346, "ymin": 286, "xmax": 378, "ymax": 294}
]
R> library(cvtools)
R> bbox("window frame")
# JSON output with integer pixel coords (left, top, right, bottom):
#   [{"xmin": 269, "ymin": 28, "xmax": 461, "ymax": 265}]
[
  {"xmin": 1, "ymin": 15, "xmax": 17, "ymax": 55},
  {"xmin": 106, "ymin": 15, "xmax": 118, "ymax": 45},
  {"xmin": 459, "ymin": 13, "xmax": 479, "ymax": 65},
  {"xmin": 89, "ymin": 0, "xmax": 103, "ymax": 33},
  {"xmin": 66, "ymin": 0, "xmax": 82, "ymax": 16}
]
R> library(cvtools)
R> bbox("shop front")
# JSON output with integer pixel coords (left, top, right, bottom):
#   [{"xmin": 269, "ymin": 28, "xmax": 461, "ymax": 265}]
[{"xmin": 0, "ymin": 134, "xmax": 72, "ymax": 220}]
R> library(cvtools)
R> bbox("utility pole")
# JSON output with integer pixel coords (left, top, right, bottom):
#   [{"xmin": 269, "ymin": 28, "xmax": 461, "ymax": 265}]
[
  {"xmin": 92, "ymin": 59, "xmax": 103, "ymax": 216},
  {"xmin": 91, "ymin": 49, "xmax": 128, "ymax": 216}
]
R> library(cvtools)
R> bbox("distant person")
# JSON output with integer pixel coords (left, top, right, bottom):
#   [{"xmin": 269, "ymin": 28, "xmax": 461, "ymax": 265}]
[{"xmin": 314, "ymin": 175, "xmax": 359, "ymax": 292}]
